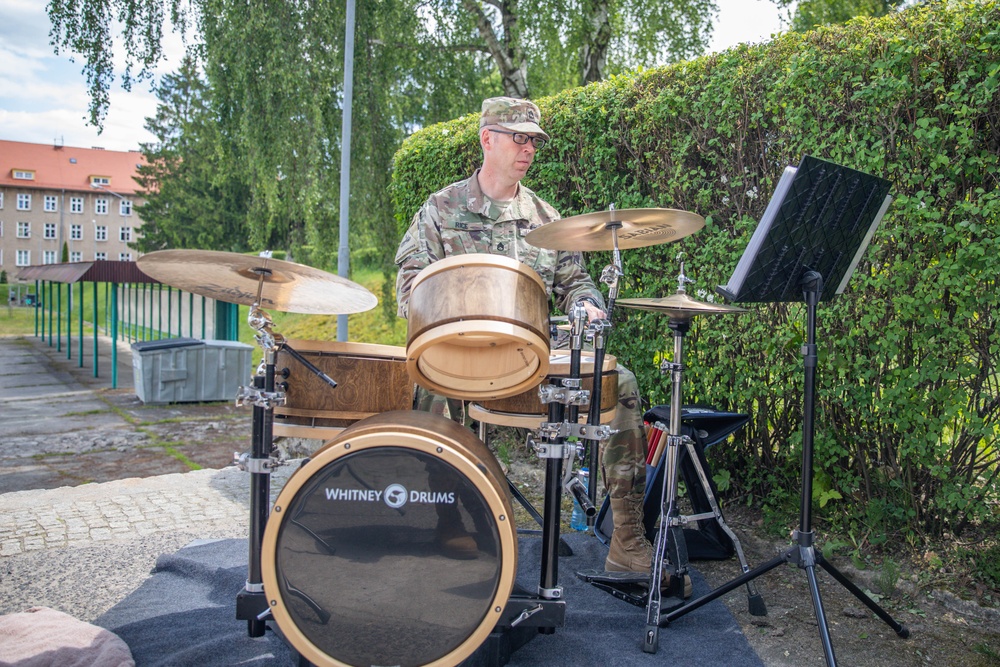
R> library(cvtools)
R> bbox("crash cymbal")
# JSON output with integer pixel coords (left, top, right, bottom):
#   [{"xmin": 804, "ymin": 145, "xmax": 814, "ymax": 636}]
[
  {"xmin": 617, "ymin": 293, "xmax": 746, "ymax": 318},
  {"xmin": 524, "ymin": 208, "xmax": 705, "ymax": 251},
  {"xmin": 137, "ymin": 249, "xmax": 378, "ymax": 315}
]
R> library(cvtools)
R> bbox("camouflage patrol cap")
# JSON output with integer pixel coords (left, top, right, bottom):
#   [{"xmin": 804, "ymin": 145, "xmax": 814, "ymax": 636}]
[{"xmin": 480, "ymin": 97, "xmax": 550, "ymax": 141}]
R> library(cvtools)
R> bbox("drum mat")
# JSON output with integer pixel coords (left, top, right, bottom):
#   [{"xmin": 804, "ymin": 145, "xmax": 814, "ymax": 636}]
[{"xmin": 96, "ymin": 534, "xmax": 763, "ymax": 667}]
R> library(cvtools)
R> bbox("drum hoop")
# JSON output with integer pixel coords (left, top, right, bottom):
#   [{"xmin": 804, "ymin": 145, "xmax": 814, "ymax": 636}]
[
  {"xmin": 282, "ymin": 339, "xmax": 408, "ymax": 359},
  {"xmin": 261, "ymin": 426, "xmax": 517, "ymax": 667},
  {"xmin": 410, "ymin": 254, "xmax": 546, "ymax": 293},
  {"xmin": 406, "ymin": 322, "xmax": 550, "ymax": 400}
]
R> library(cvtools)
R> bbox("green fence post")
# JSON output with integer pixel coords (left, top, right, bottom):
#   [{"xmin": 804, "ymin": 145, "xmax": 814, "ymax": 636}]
[
  {"xmin": 92, "ymin": 282, "xmax": 99, "ymax": 377},
  {"xmin": 78, "ymin": 281, "xmax": 84, "ymax": 367},
  {"xmin": 56, "ymin": 282, "xmax": 62, "ymax": 352},
  {"xmin": 111, "ymin": 282, "xmax": 119, "ymax": 389}
]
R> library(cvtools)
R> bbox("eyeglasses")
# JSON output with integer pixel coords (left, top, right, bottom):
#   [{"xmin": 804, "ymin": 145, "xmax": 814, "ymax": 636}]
[{"xmin": 488, "ymin": 128, "xmax": 547, "ymax": 149}]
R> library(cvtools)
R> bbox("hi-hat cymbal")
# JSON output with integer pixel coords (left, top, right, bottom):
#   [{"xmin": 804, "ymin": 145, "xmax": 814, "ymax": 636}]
[
  {"xmin": 525, "ymin": 208, "xmax": 705, "ymax": 251},
  {"xmin": 137, "ymin": 250, "xmax": 378, "ymax": 315},
  {"xmin": 617, "ymin": 293, "xmax": 746, "ymax": 318}
]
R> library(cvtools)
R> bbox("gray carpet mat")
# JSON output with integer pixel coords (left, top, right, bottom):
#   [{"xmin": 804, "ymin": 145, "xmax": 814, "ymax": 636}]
[{"xmin": 97, "ymin": 533, "xmax": 764, "ymax": 666}]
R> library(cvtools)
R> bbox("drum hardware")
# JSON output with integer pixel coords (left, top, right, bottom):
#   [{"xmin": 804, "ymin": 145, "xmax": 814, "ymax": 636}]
[{"xmin": 605, "ymin": 262, "xmax": 763, "ymax": 655}]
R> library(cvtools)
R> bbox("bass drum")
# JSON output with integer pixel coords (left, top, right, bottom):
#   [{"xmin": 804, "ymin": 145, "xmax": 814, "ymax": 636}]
[{"xmin": 262, "ymin": 411, "xmax": 517, "ymax": 667}]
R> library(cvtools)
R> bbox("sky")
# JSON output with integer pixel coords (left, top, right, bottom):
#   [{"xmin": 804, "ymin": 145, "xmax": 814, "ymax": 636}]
[{"xmin": 0, "ymin": 0, "xmax": 789, "ymax": 153}]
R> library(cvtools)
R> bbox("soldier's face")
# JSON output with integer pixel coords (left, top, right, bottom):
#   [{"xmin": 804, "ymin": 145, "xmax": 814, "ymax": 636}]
[{"xmin": 484, "ymin": 127, "xmax": 537, "ymax": 182}]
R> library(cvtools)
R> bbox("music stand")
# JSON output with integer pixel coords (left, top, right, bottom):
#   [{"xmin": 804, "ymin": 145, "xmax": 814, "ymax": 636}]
[{"xmin": 659, "ymin": 155, "xmax": 908, "ymax": 666}]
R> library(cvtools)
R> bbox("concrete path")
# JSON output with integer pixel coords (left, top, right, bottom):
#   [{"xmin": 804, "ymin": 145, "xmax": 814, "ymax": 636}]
[{"xmin": 0, "ymin": 334, "xmax": 290, "ymax": 623}]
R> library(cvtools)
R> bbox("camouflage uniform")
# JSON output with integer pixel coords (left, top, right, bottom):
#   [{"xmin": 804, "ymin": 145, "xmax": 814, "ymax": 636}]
[{"xmin": 395, "ymin": 169, "xmax": 647, "ymax": 502}]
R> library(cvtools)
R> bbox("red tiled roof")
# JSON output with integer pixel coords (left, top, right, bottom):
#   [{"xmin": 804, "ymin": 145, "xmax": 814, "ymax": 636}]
[{"xmin": 0, "ymin": 140, "xmax": 146, "ymax": 195}]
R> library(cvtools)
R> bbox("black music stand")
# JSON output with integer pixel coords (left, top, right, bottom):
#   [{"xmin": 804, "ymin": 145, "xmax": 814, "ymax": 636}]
[{"xmin": 660, "ymin": 155, "xmax": 908, "ymax": 666}]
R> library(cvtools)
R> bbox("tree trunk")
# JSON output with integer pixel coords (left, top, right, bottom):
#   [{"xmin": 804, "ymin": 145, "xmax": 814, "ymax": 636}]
[
  {"xmin": 580, "ymin": 0, "xmax": 612, "ymax": 85},
  {"xmin": 463, "ymin": 0, "xmax": 530, "ymax": 98}
]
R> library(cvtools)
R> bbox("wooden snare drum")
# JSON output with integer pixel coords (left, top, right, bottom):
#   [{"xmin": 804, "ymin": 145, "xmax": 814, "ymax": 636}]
[
  {"xmin": 469, "ymin": 351, "xmax": 619, "ymax": 428},
  {"xmin": 406, "ymin": 255, "xmax": 550, "ymax": 402},
  {"xmin": 272, "ymin": 340, "xmax": 413, "ymax": 439}
]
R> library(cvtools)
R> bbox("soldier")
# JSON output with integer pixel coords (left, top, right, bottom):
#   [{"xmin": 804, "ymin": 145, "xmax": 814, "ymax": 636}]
[{"xmin": 395, "ymin": 97, "xmax": 668, "ymax": 581}]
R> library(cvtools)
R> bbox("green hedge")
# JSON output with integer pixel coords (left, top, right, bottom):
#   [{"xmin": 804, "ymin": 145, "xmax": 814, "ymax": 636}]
[{"xmin": 390, "ymin": 1, "xmax": 1000, "ymax": 542}]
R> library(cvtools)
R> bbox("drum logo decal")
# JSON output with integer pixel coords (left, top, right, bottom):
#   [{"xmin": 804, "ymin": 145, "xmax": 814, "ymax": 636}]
[
  {"xmin": 323, "ymin": 484, "xmax": 457, "ymax": 507},
  {"xmin": 384, "ymin": 483, "xmax": 408, "ymax": 508}
]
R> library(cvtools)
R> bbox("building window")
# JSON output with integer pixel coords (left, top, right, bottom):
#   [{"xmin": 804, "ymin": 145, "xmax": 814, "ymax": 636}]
[
  {"xmin": 16, "ymin": 250, "xmax": 30, "ymax": 266},
  {"xmin": 43, "ymin": 250, "xmax": 57, "ymax": 265},
  {"xmin": 13, "ymin": 170, "xmax": 35, "ymax": 180},
  {"xmin": 95, "ymin": 225, "xmax": 108, "ymax": 241},
  {"xmin": 17, "ymin": 222, "xmax": 30, "ymax": 238},
  {"xmin": 44, "ymin": 195, "xmax": 58, "ymax": 212},
  {"xmin": 91, "ymin": 176, "xmax": 110, "ymax": 186},
  {"xmin": 70, "ymin": 224, "xmax": 82, "ymax": 240},
  {"xmin": 95, "ymin": 252, "xmax": 107, "ymax": 261},
  {"xmin": 0, "ymin": 192, "xmax": 4, "ymax": 208},
  {"xmin": 70, "ymin": 197, "xmax": 83, "ymax": 213},
  {"xmin": 70, "ymin": 251, "xmax": 83, "ymax": 262},
  {"xmin": 17, "ymin": 194, "xmax": 31, "ymax": 211},
  {"xmin": 44, "ymin": 223, "xmax": 57, "ymax": 240},
  {"xmin": 119, "ymin": 226, "xmax": 133, "ymax": 242},
  {"xmin": 119, "ymin": 252, "xmax": 133, "ymax": 261},
  {"xmin": 120, "ymin": 199, "xmax": 132, "ymax": 216},
  {"xmin": 95, "ymin": 198, "xmax": 108, "ymax": 215}
]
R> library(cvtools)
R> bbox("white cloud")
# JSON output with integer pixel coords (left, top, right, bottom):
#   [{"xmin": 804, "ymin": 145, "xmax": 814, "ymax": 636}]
[
  {"xmin": 711, "ymin": 0, "xmax": 790, "ymax": 53},
  {"xmin": 0, "ymin": 0, "xmax": 186, "ymax": 152}
]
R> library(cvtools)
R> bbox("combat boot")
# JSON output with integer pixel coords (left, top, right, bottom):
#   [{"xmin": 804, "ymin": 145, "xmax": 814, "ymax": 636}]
[{"xmin": 605, "ymin": 495, "xmax": 692, "ymax": 597}]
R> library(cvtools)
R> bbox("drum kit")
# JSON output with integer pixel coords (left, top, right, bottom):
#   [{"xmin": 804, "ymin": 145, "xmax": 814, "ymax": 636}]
[{"xmin": 136, "ymin": 206, "xmax": 759, "ymax": 666}]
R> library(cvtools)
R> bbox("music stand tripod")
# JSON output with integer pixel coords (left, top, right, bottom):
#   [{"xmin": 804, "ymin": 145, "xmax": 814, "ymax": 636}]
[{"xmin": 660, "ymin": 156, "xmax": 908, "ymax": 666}]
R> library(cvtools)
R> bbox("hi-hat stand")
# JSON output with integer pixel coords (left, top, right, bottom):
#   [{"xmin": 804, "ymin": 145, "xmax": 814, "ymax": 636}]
[{"xmin": 661, "ymin": 155, "xmax": 907, "ymax": 666}]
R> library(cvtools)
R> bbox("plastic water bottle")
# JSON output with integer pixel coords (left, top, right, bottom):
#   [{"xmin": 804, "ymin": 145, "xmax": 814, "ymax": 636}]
[{"xmin": 570, "ymin": 468, "xmax": 590, "ymax": 531}]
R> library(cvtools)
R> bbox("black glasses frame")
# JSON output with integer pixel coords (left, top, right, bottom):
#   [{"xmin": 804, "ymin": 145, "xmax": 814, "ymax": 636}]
[{"xmin": 488, "ymin": 128, "xmax": 547, "ymax": 149}]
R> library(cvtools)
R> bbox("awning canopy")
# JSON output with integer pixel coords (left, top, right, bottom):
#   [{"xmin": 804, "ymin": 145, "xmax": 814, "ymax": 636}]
[{"xmin": 16, "ymin": 261, "xmax": 159, "ymax": 285}]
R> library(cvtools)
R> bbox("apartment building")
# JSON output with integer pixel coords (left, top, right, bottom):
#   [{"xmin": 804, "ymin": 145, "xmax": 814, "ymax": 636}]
[{"xmin": 0, "ymin": 140, "xmax": 146, "ymax": 278}]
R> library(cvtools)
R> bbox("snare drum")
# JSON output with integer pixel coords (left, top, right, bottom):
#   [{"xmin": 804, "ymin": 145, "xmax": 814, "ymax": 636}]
[
  {"xmin": 469, "ymin": 350, "xmax": 619, "ymax": 428},
  {"xmin": 262, "ymin": 411, "xmax": 517, "ymax": 667},
  {"xmin": 406, "ymin": 255, "xmax": 550, "ymax": 401},
  {"xmin": 273, "ymin": 340, "xmax": 413, "ymax": 439}
]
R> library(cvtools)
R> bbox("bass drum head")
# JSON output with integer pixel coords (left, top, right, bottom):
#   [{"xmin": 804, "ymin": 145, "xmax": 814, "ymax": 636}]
[{"xmin": 262, "ymin": 411, "xmax": 517, "ymax": 667}]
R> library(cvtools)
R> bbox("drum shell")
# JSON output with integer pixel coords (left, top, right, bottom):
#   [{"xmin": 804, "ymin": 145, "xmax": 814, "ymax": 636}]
[
  {"xmin": 273, "ymin": 340, "xmax": 412, "ymax": 436},
  {"xmin": 262, "ymin": 411, "xmax": 517, "ymax": 667},
  {"xmin": 406, "ymin": 255, "xmax": 550, "ymax": 401},
  {"xmin": 479, "ymin": 351, "xmax": 618, "ymax": 416}
]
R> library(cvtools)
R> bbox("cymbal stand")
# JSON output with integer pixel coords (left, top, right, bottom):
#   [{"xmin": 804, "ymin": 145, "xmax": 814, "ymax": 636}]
[
  {"xmin": 643, "ymin": 264, "xmax": 765, "ymax": 653},
  {"xmin": 586, "ymin": 203, "xmax": 625, "ymax": 512},
  {"xmin": 232, "ymin": 269, "xmax": 338, "ymax": 637}
]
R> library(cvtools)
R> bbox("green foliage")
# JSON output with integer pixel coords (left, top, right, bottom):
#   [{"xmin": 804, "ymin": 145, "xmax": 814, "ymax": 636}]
[
  {"xmin": 0, "ymin": 270, "xmax": 7, "ymax": 284},
  {"xmin": 392, "ymin": 1, "xmax": 1000, "ymax": 539},
  {"xmin": 134, "ymin": 54, "xmax": 251, "ymax": 253}
]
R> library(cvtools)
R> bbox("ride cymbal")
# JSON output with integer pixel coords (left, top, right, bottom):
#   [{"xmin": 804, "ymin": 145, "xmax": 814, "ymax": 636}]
[
  {"xmin": 617, "ymin": 293, "xmax": 746, "ymax": 318},
  {"xmin": 524, "ymin": 208, "xmax": 704, "ymax": 251},
  {"xmin": 137, "ymin": 249, "xmax": 378, "ymax": 315}
]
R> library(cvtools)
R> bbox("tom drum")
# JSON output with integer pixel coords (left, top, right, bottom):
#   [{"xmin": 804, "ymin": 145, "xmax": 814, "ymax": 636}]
[{"xmin": 405, "ymin": 255, "xmax": 550, "ymax": 401}]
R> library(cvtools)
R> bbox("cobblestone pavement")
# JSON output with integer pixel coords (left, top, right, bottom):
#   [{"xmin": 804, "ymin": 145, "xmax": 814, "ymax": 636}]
[{"xmin": 0, "ymin": 334, "xmax": 294, "ymax": 622}]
